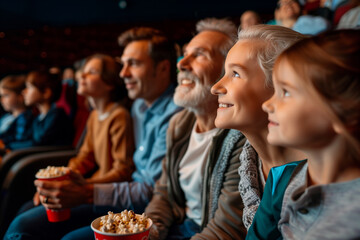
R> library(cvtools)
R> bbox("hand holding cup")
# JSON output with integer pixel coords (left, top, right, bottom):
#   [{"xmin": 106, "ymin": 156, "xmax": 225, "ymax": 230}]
[{"xmin": 35, "ymin": 166, "xmax": 71, "ymax": 222}]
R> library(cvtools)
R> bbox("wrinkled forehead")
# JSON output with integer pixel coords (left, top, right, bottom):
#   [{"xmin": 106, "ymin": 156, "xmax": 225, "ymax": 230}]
[{"xmin": 186, "ymin": 30, "xmax": 229, "ymax": 54}]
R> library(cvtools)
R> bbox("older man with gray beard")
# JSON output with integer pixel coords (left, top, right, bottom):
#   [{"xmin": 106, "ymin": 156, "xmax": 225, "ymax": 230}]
[{"xmin": 145, "ymin": 18, "xmax": 247, "ymax": 240}]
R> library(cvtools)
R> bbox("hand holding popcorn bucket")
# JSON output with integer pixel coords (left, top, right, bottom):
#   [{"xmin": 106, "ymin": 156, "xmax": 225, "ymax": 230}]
[{"xmin": 35, "ymin": 166, "xmax": 71, "ymax": 222}]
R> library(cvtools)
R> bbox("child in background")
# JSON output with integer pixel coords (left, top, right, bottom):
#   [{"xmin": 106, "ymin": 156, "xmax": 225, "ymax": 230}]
[
  {"xmin": 247, "ymin": 29, "xmax": 360, "ymax": 239},
  {"xmin": 11, "ymin": 69, "xmax": 73, "ymax": 149},
  {"xmin": 0, "ymin": 75, "xmax": 33, "ymax": 153},
  {"xmin": 0, "ymin": 74, "xmax": 34, "ymax": 151}
]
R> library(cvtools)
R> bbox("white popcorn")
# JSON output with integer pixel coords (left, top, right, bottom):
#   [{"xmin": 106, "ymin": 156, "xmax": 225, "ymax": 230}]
[
  {"xmin": 36, "ymin": 166, "xmax": 68, "ymax": 178},
  {"xmin": 98, "ymin": 210, "xmax": 149, "ymax": 234}
]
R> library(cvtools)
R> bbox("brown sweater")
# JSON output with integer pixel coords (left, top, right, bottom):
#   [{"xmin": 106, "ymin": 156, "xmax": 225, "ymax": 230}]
[{"xmin": 68, "ymin": 103, "xmax": 135, "ymax": 183}]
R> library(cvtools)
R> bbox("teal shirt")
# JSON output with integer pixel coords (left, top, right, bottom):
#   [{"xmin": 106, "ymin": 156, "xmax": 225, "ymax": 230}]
[{"xmin": 246, "ymin": 160, "xmax": 306, "ymax": 240}]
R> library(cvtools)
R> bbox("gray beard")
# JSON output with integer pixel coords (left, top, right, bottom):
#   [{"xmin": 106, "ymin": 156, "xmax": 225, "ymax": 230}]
[{"xmin": 174, "ymin": 84, "xmax": 215, "ymax": 115}]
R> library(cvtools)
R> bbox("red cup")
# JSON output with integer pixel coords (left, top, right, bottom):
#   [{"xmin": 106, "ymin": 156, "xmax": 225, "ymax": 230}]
[
  {"xmin": 91, "ymin": 214, "xmax": 152, "ymax": 240},
  {"xmin": 36, "ymin": 171, "xmax": 71, "ymax": 222},
  {"xmin": 46, "ymin": 208, "xmax": 71, "ymax": 222}
]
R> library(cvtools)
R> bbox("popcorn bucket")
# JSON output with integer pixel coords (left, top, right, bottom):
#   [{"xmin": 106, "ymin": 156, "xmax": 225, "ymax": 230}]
[
  {"xmin": 36, "ymin": 170, "xmax": 71, "ymax": 222},
  {"xmin": 90, "ymin": 215, "xmax": 152, "ymax": 240}
]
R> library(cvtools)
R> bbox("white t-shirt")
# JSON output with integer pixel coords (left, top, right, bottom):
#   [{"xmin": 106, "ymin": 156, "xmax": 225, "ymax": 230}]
[{"xmin": 179, "ymin": 123, "xmax": 219, "ymax": 225}]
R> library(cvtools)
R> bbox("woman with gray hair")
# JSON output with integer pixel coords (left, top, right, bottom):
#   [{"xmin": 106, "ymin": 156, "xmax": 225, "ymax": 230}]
[{"xmin": 211, "ymin": 24, "xmax": 307, "ymax": 230}]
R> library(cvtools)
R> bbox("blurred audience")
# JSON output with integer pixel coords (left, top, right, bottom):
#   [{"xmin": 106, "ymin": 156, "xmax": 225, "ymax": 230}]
[
  {"xmin": 5, "ymin": 69, "xmax": 73, "ymax": 149},
  {"xmin": 240, "ymin": 10, "xmax": 262, "ymax": 29},
  {"xmin": 275, "ymin": 0, "xmax": 330, "ymax": 35},
  {"xmin": 56, "ymin": 67, "xmax": 77, "ymax": 117},
  {"xmin": 0, "ymin": 74, "xmax": 33, "ymax": 152},
  {"xmin": 21, "ymin": 53, "xmax": 135, "ymax": 213},
  {"xmin": 333, "ymin": 0, "xmax": 360, "ymax": 26},
  {"xmin": 4, "ymin": 27, "xmax": 181, "ymax": 240},
  {"xmin": 322, "ymin": 0, "xmax": 348, "ymax": 11},
  {"xmin": 267, "ymin": 8, "xmax": 282, "ymax": 25},
  {"xmin": 337, "ymin": 0, "xmax": 360, "ymax": 28},
  {"xmin": 303, "ymin": 0, "xmax": 333, "ymax": 20}
]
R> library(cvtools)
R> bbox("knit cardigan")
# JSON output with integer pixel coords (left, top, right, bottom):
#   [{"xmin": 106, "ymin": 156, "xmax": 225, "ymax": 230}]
[{"xmin": 238, "ymin": 140, "xmax": 265, "ymax": 230}]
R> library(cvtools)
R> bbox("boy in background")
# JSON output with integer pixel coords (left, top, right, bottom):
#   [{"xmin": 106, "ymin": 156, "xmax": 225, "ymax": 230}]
[
  {"xmin": 0, "ymin": 74, "xmax": 34, "ymax": 152},
  {"xmin": 11, "ymin": 69, "xmax": 73, "ymax": 149}
]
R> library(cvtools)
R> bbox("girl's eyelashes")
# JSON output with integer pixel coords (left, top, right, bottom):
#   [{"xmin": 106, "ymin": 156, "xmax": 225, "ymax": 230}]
[
  {"xmin": 274, "ymin": 85, "xmax": 290, "ymax": 98},
  {"xmin": 232, "ymin": 71, "xmax": 240, "ymax": 78},
  {"xmin": 283, "ymin": 88, "xmax": 290, "ymax": 97}
]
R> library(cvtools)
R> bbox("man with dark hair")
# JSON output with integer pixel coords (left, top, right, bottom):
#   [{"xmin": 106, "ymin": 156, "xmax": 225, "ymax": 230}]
[
  {"xmin": 118, "ymin": 27, "xmax": 178, "ymax": 84},
  {"xmin": 4, "ymin": 27, "xmax": 181, "ymax": 240}
]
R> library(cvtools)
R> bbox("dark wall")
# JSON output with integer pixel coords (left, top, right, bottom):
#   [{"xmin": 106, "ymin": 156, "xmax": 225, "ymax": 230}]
[
  {"xmin": 0, "ymin": 0, "xmax": 277, "ymax": 77},
  {"xmin": 1, "ymin": 0, "xmax": 277, "ymax": 29}
]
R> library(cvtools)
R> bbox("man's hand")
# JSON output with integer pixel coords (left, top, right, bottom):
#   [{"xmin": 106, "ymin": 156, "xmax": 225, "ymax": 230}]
[{"xmin": 34, "ymin": 170, "xmax": 94, "ymax": 209}]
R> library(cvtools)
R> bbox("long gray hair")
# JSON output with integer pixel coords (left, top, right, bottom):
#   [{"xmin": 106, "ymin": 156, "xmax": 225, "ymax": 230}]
[{"xmin": 238, "ymin": 24, "xmax": 306, "ymax": 87}]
